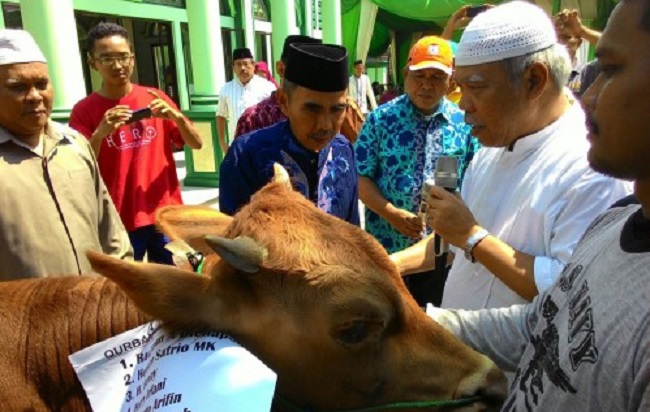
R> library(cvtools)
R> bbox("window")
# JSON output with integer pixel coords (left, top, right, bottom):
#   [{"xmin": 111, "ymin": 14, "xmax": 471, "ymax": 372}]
[
  {"xmin": 252, "ymin": 0, "xmax": 270, "ymax": 21},
  {"xmin": 2, "ymin": 3, "xmax": 23, "ymax": 29},
  {"xmin": 220, "ymin": 28, "xmax": 244, "ymax": 83},
  {"xmin": 220, "ymin": 0, "xmax": 234, "ymax": 17}
]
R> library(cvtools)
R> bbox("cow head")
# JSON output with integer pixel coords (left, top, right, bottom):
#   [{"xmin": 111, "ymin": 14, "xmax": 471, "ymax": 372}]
[{"xmin": 88, "ymin": 166, "xmax": 506, "ymax": 411}]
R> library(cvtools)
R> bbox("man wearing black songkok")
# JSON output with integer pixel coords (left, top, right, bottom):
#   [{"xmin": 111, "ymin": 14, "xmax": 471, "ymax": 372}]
[
  {"xmin": 234, "ymin": 35, "xmax": 321, "ymax": 138},
  {"xmin": 219, "ymin": 43, "xmax": 360, "ymax": 226},
  {"xmin": 216, "ymin": 47, "xmax": 276, "ymax": 154}
]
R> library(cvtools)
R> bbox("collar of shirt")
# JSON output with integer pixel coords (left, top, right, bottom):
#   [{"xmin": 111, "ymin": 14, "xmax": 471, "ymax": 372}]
[
  {"xmin": 281, "ymin": 121, "xmax": 330, "ymax": 168},
  {"xmin": 236, "ymin": 75, "xmax": 266, "ymax": 90},
  {"xmin": 505, "ymin": 101, "xmax": 584, "ymax": 155},
  {"xmin": 404, "ymin": 95, "xmax": 454, "ymax": 124},
  {"xmin": 0, "ymin": 120, "xmax": 72, "ymax": 156}
]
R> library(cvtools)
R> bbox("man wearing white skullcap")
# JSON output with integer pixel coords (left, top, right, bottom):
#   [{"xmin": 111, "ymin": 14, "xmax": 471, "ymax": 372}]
[
  {"xmin": 391, "ymin": 1, "xmax": 630, "ymax": 306},
  {"xmin": 419, "ymin": 0, "xmax": 650, "ymax": 409},
  {"xmin": 0, "ymin": 29, "xmax": 132, "ymax": 280}
]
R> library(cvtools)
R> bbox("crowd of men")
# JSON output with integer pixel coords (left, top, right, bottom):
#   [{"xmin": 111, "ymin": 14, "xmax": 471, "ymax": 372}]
[{"xmin": 0, "ymin": 0, "xmax": 648, "ymax": 409}]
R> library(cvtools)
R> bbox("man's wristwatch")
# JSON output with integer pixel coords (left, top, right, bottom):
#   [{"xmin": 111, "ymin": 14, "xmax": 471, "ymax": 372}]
[{"xmin": 463, "ymin": 228, "xmax": 490, "ymax": 263}]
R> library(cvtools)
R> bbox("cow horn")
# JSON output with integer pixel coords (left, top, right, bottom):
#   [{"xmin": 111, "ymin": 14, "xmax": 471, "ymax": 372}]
[
  {"xmin": 272, "ymin": 163, "xmax": 291, "ymax": 187},
  {"xmin": 204, "ymin": 236, "xmax": 267, "ymax": 273}
]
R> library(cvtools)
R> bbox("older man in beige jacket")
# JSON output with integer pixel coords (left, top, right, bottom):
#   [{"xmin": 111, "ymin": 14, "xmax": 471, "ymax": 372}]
[{"xmin": 0, "ymin": 29, "xmax": 132, "ymax": 280}]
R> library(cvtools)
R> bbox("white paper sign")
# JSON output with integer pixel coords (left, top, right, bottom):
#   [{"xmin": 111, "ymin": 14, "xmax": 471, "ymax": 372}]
[{"xmin": 69, "ymin": 322, "xmax": 276, "ymax": 412}]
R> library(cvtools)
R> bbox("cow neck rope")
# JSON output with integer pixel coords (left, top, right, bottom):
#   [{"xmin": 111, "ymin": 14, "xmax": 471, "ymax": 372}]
[{"xmin": 275, "ymin": 394, "xmax": 484, "ymax": 412}]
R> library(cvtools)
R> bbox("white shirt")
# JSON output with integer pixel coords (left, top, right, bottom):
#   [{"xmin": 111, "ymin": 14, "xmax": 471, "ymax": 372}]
[
  {"xmin": 217, "ymin": 75, "xmax": 275, "ymax": 144},
  {"xmin": 348, "ymin": 74, "xmax": 377, "ymax": 114},
  {"xmin": 0, "ymin": 133, "xmax": 43, "ymax": 156},
  {"xmin": 442, "ymin": 102, "xmax": 632, "ymax": 310}
]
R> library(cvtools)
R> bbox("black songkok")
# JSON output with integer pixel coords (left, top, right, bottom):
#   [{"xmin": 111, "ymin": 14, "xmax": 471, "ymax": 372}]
[
  {"xmin": 281, "ymin": 35, "xmax": 322, "ymax": 61},
  {"xmin": 232, "ymin": 47, "xmax": 253, "ymax": 61},
  {"xmin": 284, "ymin": 43, "xmax": 349, "ymax": 93}
]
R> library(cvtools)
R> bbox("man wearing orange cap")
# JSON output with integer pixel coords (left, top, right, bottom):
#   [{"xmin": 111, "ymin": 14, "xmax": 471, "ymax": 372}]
[{"xmin": 355, "ymin": 36, "xmax": 479, "ymax": 307}]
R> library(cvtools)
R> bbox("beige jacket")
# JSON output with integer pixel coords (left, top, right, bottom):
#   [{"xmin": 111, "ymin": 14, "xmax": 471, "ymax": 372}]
[{"xmin": 0, "ymin": 121, "xmax": 132, "ymax": 280}]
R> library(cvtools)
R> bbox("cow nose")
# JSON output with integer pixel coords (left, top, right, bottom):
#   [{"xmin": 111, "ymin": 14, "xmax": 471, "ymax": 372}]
[{"xmin": 456, "ymin": 357, "xmax": 508, "ymax": 410}]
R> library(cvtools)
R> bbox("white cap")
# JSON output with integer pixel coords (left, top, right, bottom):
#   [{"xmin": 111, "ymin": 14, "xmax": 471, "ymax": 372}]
[
  {"xmin": 0, "ymin": 29, "xmax": 46, "ymax": 66},
  {"xmin": 456, "ymin": 1, "xmax": 557, "ymax": 67}
]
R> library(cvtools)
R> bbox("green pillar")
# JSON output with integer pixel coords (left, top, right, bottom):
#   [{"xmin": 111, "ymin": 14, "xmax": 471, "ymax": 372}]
[
  {"xmin": 186, "ymin": 0, "xmax": 225, "ymax": 110},
  {"xmin": 271, "ymin": 0, "xmax": 295, "ymax": 74},
  {"xmin": 183, "ymin": 0, "xmax": 227, "ymax": 188},
  {"xmin": 0, "ymin": 11, "xmax": 5, "ymax": 30},
  {"xmin": 20, "ymin": 0, "xmax": 86, "ymax": 122},
  {"xmin": 171, "ymin": 21, "xmax": 189, "ymax": 111},
  {"xmin": 242, "ymin": 0, "xmax": 256, "ymax": 51},
  {"xmin": 322, "ymin": 0, "xmax": 342, "ymax": 45},
  {"xmin": 301, "ymin": 0, "xmax": 313, "ymax": 37}
]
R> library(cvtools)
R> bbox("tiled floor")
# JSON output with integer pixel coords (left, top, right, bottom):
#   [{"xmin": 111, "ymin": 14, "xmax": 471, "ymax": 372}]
[{"xmin": 175, "ymin": 151, "xmax": 220, "ymax": 208}]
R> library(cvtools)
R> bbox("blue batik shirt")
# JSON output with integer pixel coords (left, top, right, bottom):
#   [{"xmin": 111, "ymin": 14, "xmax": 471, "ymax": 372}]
[
  {"xmin": 219, "ymin": 120, "xmax": 360, "ymax": 226},
  {"xmin": 355, "ymin": 95, "xmax": 479, "ymax": 252}
]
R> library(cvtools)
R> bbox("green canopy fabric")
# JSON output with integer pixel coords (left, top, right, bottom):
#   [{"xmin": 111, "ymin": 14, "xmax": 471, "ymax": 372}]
[
  {"xmin": 342, "ymin": 0, "xmax": 616, "ymax": 85},
  {"xmin": 372, "ymin": 0, "xmax": 488, "ymax": 25}
]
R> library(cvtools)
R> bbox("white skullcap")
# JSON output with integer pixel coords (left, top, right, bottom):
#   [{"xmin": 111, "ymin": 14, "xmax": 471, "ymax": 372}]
[
  {"xmin": 456, "ymin": 1, "xmax": 557, "ymax": 67},
  {"xmin": 0, "ymin": 29, "xmax": 46, "ymax": 66}
]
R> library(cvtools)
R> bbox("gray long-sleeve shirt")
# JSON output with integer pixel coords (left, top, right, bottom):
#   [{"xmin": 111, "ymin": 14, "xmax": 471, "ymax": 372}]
[{"xmin": 429, "ymin": 205, "xmax": 650, "ymax": 411}]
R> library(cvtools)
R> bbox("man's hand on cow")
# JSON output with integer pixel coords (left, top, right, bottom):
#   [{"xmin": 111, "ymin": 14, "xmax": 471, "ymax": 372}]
[
  {"xmin": 386, "ymin": 205, "xmax": 424, "ymax": 239},
  {"xmin": 425, "ymin": 185, "xmax": 479, "ymax": 247},
  {"xmin": 147, "ymin": 89, "xmax": 183, "ymax": 123},
  {"xmin": 95, "ymin": 105, "xmax": 132, "ymax": 139}
]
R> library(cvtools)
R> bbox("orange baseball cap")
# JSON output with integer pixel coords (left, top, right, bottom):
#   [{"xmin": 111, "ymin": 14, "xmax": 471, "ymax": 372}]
[{"xmin": 408, "ymin": 36, "xmax": 453, "ymax": 74}]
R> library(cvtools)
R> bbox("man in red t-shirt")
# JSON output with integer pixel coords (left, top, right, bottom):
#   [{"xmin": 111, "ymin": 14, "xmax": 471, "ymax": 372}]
[{"xmin": 70, "ymin": 22, "xmax": 202, "ymax": 264}]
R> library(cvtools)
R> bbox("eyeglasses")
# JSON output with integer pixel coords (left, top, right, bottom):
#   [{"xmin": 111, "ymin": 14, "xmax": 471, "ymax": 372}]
[{"xmin": 95, "ymin": 54, "xmax": 134, "ymax": 67}]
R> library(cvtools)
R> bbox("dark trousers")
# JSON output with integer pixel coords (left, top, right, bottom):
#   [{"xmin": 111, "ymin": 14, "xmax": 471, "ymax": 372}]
[
  {"xmin": 404, "ymin": 264, "xmax": 450, "ymax": 308},
  {"xmin": 128, "ymin": 224, "xmax": 174, "ymax": 265}
]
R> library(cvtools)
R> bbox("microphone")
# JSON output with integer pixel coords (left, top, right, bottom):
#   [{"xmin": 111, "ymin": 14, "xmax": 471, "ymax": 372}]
[
  {"xmin": 418, "ymin": 179, "xmax": 435, "ymax": 224},
  {"xmin": 433, "ymin": 156, "xmax": 459, "ymax": 256}
]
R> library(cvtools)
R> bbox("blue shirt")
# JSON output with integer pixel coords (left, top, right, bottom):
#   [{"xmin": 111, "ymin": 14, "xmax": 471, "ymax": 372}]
[
  {"xmin": 354, "ymin": 95, "xmax": 479, "ymax": 252},
  {"xmin": 219, "ymin": 120, "xmax": 360, "ymax": 225}
]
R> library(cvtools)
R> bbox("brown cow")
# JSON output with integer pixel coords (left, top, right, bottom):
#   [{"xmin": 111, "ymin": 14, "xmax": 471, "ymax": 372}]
[
  {"xmin": 87, "ymin": 167, "xmax": 508, "ymax": 411},
  {"xmin": 0, "ymin": 276, "xmax": 149, "ymax": 411}
]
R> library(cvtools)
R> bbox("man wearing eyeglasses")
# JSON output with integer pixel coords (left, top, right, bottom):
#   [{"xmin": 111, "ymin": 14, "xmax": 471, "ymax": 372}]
[
  {"xmin": 69, "ymin": 22, "xmax": 202, "ymax": 265},
  {"xmin": 216, "ymin": 47, "xmax": 276, "ymax": 155}
]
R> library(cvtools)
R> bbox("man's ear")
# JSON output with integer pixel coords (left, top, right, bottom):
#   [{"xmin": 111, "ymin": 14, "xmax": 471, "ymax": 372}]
[
  {"xmin": 277, "ymin": 88, "xmax": 289, "ymax": 116},
  {"xmin": 87, "ymin": 54, "xmax": 98, "ymax": 71},
  {"xmin": 275, "ymin": 60, "xmax": 285, "ymax": 78},
  {"xmin": 524, "ymin": 62, "xmax": 550, "ymax": 100}
]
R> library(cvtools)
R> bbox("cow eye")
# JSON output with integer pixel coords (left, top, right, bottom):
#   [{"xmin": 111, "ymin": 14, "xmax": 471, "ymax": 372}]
[{"xmin": 337, "ymin": 320, "xmax": 369, "ymax": 346}]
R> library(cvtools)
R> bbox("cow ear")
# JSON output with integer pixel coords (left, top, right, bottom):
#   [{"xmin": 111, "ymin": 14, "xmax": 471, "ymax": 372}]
[
  {"xmin": 156, "ymin": 205, "xmax": 233, "ymax": 256},
  {"xmin": 330, "ymin": 299, "xmax": 391, "ymax": 348},
  {"xmin": 205, "ymin": 236, "xmax": 267, "ymax": 273},
  {"xmin": 87, "ymin": 251, "xmax": 220, "ymax": 330}
]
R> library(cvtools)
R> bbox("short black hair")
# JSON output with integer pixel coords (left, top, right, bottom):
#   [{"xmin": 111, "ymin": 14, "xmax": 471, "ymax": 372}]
[
  {"xmin": 354, "ymin": 59, "xmax": 363, "ymax": 66},
  {"xmin": 86, "ymin": 22, "xmax": 130, "ymax": 55}
]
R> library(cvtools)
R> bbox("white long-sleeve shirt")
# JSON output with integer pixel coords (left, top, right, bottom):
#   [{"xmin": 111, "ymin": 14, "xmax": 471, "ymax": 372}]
[
  {"xmin": 348, "ymin": 74, "xmax": 377, "ymax": 114},
  {"xmin": 442, "ymin": 102, "xmax": 631, "ymax": 310},
  {"xmin": 217, "ymin": 76, "xmax": 275, "ymax": 144}
]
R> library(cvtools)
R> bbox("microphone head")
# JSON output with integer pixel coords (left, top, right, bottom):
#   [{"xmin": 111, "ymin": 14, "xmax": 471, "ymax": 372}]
[{"xmin": 434, "ymin": 156, "xmax": 459, "ymax": 190}]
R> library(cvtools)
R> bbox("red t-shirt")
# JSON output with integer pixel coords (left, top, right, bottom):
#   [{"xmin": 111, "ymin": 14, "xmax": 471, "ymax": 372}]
[{"xmin": 69, "ymin": 84, "xmax": 184, "ymax": 231}]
